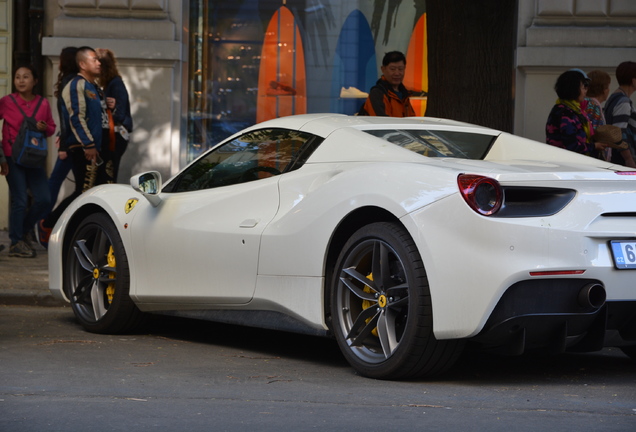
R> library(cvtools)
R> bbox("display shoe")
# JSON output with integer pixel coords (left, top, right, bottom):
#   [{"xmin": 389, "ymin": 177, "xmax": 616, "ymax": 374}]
[{"xmin": 340, "ymin": 87, "xmax": 369, "ymax": 98}]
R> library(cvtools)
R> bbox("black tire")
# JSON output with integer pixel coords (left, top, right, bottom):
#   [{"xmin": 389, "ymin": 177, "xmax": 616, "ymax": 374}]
[
  {"xmin": 64, "ymin": 213, "xmax": 144, "ymax": 334},
  {"xmin": 330, "ymin": 222, "xmax": 464, "ymax": 379}
]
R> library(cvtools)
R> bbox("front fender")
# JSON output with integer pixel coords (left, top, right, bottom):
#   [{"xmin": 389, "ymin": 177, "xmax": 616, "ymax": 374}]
[{"xmin": 48, "ymin": 184, "xmax": 151, "ymax": 302}]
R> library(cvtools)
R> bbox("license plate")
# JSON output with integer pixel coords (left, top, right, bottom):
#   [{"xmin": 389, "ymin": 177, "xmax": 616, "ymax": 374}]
[{"xmin": 609, "ymin": 240, "xmax": 636, "ymax": 269}]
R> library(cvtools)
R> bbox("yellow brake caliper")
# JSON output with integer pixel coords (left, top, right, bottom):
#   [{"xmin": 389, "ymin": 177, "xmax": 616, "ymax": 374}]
[
  {"xmin": 106, "ymin": 246, "xmax": 116, "ymax": 304},
  {"xmin": 361, "ymin": 273, "xmax": 379, "ymax": 337}
]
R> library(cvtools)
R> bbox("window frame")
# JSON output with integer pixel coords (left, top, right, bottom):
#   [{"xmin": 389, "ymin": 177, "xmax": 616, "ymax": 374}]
[{"xmin": 163, "ymin": 128, "xmax": 323, "ymax": 193}]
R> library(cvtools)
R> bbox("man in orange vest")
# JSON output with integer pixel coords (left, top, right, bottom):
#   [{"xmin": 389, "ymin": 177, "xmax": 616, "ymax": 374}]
[{"xmin": 359, "ymin": 51, "xmax": 416, "ymax": 117}]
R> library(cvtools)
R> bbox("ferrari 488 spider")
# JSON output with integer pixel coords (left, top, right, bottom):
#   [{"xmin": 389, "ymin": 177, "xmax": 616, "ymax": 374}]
[{"xmin": 49, "ymin": 114, "xmax": 636, "ymax": 379}]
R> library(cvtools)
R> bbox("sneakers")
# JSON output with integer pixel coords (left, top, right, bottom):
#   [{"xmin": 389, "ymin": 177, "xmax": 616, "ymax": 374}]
[
  {"xmin": 36, "ymin": 219, "xmax": 52, "ymax": 249},
  {"xmin": 8, "ymin": 240, "xmax": 36, "ymax": 258},
  {"xmin": 24, "ymin": 230, "xmax": 37, "ymax": 251},
  {"xmin": 340, "ymin": 86, "xmax": 369, "ymax": 99}
]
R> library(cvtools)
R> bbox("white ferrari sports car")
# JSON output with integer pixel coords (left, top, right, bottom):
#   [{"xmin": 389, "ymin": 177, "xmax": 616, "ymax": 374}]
[{"xmin": 49, "ymin": 114, "xmax": 636, "ymax": 379}]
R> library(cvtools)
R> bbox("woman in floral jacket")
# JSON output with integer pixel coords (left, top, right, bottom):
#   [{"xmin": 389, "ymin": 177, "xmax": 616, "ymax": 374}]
[{"xmin": 545, "ymin": 69, "xmax": 607, "ymax": 156}]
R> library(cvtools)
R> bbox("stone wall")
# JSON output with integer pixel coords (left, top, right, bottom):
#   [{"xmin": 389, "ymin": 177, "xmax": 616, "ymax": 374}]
[
  {"xmin": 516, "ymin": 0, "xmax": 636, "ymax": 142},
  {"xmin": 42, "ymin": 0, "xmax": 184, "ymax": 197}
]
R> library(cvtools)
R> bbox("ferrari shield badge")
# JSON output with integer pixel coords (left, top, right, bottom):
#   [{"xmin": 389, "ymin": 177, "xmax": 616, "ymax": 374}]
[{"xmin": 125, "ymin": 198, "xmax": 139, "ymax": 214}]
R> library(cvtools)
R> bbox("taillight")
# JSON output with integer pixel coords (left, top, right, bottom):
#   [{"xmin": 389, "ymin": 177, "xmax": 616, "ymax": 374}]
[
  {"xmin": 615, "ymin": 171, "xmax": 636, "ymax": 175},
  {"xmin": 458, "ymin": 174, "xmax": 503, "ymax": 216}
]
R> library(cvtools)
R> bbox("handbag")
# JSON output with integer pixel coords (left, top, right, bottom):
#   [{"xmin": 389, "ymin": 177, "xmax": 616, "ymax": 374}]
[{"xmin": 10, "ymin": 95, "xmax": 48, "ymax": 168}]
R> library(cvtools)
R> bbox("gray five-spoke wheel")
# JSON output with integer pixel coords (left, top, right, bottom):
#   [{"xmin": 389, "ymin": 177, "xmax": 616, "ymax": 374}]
[
  {"xmin": 65, "ymin": 213, "xmax": 142, "ymax": 334},
  {"xmin": 68, "ymin": 227, "xmax": 118, "ymax": 323},
  {"xmin": 337, "ymin": 239, "xmax": 410, "ymax": 363},
  {"xmin": 331, "ymin": 222, "xmax": 464, "ymax": 380}
]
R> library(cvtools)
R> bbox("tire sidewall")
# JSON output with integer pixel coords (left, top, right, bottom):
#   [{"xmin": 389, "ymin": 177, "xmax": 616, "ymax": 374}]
[
  {"xmin": 64, "ymin": 213, "xmax": 134, "ymax": 333},
  {"xmin": 330, "ymin": 222, "xmax": 432, "ymax": 379}
]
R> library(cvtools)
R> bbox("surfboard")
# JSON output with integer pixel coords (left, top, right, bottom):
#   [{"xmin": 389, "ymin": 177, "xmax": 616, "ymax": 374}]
[
  {"xmin": 256, "ymin": 6, "xmax": 307, "ymax": 123},
  {"xmin": 330, "ymin": 10, "xmax": 377, "ymax": 115},
  {"xmin": 404, "ymin": 13, "xmax": 428, "ymax": 116}
]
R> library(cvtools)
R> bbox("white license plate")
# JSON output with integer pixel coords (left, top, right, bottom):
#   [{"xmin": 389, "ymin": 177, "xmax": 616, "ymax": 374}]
[{"xmin": 609, "ymin": 240, "xmax": 636, "ymax": 269}]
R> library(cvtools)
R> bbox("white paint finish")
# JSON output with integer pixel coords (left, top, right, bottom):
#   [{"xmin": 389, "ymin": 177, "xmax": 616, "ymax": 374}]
[
  {"xmin": 48, "ymin": 115, "xmax": 636, "ymax": 341},
  {"xmin": 130, "ymin": 178, "xmax": 281, "ymax": 304}
]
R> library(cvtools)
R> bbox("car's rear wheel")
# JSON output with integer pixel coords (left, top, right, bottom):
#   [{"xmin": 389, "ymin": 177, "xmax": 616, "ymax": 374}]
[
  {"xmin": 64, "ymin": 213, "xmax": 143, "ymax": 334},
  {"xmin": 330, "ymin": 222, "xmax": 464, "ymax": 379}
]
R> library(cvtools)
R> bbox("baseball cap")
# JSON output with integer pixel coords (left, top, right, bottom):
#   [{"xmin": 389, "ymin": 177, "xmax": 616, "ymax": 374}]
[{"xmin": 569, "ymin": 68, "xmax": 591, "ymax": 82}]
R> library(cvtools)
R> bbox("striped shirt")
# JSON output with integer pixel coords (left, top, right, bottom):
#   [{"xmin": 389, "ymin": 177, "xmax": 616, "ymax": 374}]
[{"xmin": 604, "ymin": 90, "xmax": 636, "ymax": 165}]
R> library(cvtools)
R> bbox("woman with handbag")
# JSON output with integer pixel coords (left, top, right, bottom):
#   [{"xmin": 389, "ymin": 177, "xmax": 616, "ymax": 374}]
[
  {"xmin": 96, "ymin": 48, "xmax": 132, "ymax": 184},
  {"xmin": 0, "ymin": 65, "xmax": 56, "ymax": 257}
]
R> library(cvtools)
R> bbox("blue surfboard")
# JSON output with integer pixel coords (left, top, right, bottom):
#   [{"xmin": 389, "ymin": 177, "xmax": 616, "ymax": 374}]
[{"xmin": 330, "ymin": 10, "xmax": 377, "ymax": 115}]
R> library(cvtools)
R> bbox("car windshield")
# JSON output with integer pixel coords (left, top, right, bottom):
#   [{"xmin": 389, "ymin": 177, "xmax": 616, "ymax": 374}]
[{"xmin": 364, "ymin": 129, "xmax": 496, "ymax": 160}]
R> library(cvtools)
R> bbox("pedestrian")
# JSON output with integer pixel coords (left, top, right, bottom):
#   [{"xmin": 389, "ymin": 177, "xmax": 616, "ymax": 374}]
[
  {"xmin": 0, "ymin": 65, "xmax": 56, "ymax": 257},
  {"xmin": 359, "ymin": 51, "xmax": 416, "ymax": 117},
  {"xmin": 38, "ymin": 46, "xmax": 107, "ymax": 247},
  {"xmin": 545, "ymin": 69, "xmax": 607, "ymax": 156},
  {"xmin": 584, "ymin": 69, "xmax": 612, "ymax": 160},
  {"xmin": 96, "ymin": 48, "xmax": 132, "ymax": 183},
  {"xmin": 46, "ymin": 46, "xmax": 78, "ymax": 214},
  {"xmin": 603, "ymin": 61, "xmax": 636, "ymax": 168}
]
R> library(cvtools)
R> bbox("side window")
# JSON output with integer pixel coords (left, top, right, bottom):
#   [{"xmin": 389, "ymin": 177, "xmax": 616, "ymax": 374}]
[{"xmin": 166, "ymin": 128, "xmax": 316, "ymax": 192}]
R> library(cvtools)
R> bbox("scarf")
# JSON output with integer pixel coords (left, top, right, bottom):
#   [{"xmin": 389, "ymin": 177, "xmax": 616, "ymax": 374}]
[{"xmin": 556, "ymin": 98, "xmax": 592, "ymax": 144}]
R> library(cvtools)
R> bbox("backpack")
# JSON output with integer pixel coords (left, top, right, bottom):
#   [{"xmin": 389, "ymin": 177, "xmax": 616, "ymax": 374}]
[{"xmin": 10, "ymin": 95, "xmax": 48, "ymax": 168}]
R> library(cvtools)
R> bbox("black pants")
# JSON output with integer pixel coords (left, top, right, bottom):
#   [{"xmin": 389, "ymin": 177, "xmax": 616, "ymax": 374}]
[
  {"xmin": 100, "ymin": 130, "xmax": 129, "ymax": 184},
  {"xmin": 43, "ymin": 147, "xmax": 104, "ymax": 229}
]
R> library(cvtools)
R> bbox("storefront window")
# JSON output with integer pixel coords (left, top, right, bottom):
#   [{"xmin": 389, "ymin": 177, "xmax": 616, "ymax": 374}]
[
  {"xmin": 187, "ymin": 1, "xmax": 265, "ymax": 161},
  {"xmin": 186, "ymin": 1, "xmax": 428, "ymax": 162}
]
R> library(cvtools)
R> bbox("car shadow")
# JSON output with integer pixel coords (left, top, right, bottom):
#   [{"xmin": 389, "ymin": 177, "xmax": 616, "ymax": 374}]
[
  {"xmin": 139, "ymin": 314, "xmax": 636, "ymax": 382},
  {"xmin": 145, "ymin": 314, "xmax": 349, "ymax": 368},
  {"xmin": 440, "ymin": 346, "xmax": 635, "ymax": 385},
  {"xmin": 56, "ymin": 310, "xmax": 634, "ymax": 382}
]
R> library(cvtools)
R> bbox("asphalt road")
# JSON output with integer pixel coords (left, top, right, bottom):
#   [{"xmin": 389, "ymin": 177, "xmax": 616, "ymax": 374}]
[{"xmin": 1, "ymin": 305, "xmax": 636, "ymax": 431}]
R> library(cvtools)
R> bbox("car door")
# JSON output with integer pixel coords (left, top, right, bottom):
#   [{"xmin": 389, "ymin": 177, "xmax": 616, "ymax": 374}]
[{"xmin": 130, "ymin": 128, "xmax": 313, "ymax": 305}]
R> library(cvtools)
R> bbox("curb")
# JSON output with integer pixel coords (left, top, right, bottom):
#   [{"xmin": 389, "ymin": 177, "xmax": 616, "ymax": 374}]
[{"xmin": 0, "ymin": 290, "xmax": 67, "ymax": 307}]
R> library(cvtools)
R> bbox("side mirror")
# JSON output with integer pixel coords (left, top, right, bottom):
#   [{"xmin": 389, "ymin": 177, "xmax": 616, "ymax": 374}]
[{"xmin": 130, "ymin": 171, "xmax": 162, "ymax": 207}]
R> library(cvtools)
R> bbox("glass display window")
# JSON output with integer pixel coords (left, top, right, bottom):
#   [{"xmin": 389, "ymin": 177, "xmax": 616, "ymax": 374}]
[{"xmin": 187, "ymin": 1, "xmax": 428, "ymax": 162}]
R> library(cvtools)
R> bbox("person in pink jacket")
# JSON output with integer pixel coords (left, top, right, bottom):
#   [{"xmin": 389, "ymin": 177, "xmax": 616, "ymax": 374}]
[{"xmin": 0, "ymin": 65, "xmax": 56, "ymax": 257}]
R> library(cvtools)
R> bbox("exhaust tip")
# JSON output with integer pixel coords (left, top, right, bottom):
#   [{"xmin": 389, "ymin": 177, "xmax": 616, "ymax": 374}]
[{"xmin": 578, "ymin": 283, "xmax": 606, "ymax": 309}]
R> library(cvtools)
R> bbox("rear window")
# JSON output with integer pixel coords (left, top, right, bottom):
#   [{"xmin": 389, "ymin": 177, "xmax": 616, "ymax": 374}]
[{"xmin": 364, "ymin": 129, "xmax": 496, "ymax": 160}]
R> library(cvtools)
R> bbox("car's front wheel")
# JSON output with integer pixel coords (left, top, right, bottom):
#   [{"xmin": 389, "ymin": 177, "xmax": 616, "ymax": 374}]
[
  {"xmin": 330, "ymin": 222, "xmax": 464, "ymax": 379},
  {"xmin": 64, "ymin": 213, "xmax": 143, "ymax": 334}
]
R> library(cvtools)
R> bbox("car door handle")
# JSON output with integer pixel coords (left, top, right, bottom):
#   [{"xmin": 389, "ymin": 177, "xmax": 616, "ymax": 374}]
[{"xmin": 239, "ymin": 219, "xmax": 260, "ymax": 228}]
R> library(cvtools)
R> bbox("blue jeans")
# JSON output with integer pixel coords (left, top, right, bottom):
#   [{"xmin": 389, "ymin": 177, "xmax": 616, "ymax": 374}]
[
  {"xmin": 5, "ymin": 157, "xmax": 51, "ymax": 245},
  {"xmin": 47, "ymin": 155, "xmax": 73, "ymax": 213}
]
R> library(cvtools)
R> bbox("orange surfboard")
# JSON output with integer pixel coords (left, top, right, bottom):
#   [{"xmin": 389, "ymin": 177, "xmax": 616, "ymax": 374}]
[
  {"xmin": 256, "ymin": 6, "xmax": 307, "ymax": 123},
  {"xmin": 404, "ymin": 14, "xmax": 428, "ymax": 116}
]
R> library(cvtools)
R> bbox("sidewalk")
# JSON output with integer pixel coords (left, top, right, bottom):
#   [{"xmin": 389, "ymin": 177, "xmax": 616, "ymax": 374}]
[{"xmin": 0, "ymin": 229, "xmax": 66, "ymax": 307}]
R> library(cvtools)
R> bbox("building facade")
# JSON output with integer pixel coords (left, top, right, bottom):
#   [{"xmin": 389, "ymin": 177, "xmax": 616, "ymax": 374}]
[
  {"xmin": 516, "ymin": 0, "xmax": 636, "ymax": 142},
  {"xmin": 0, "ymin": 0, "xmax": 635, "ymax": 229}
]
